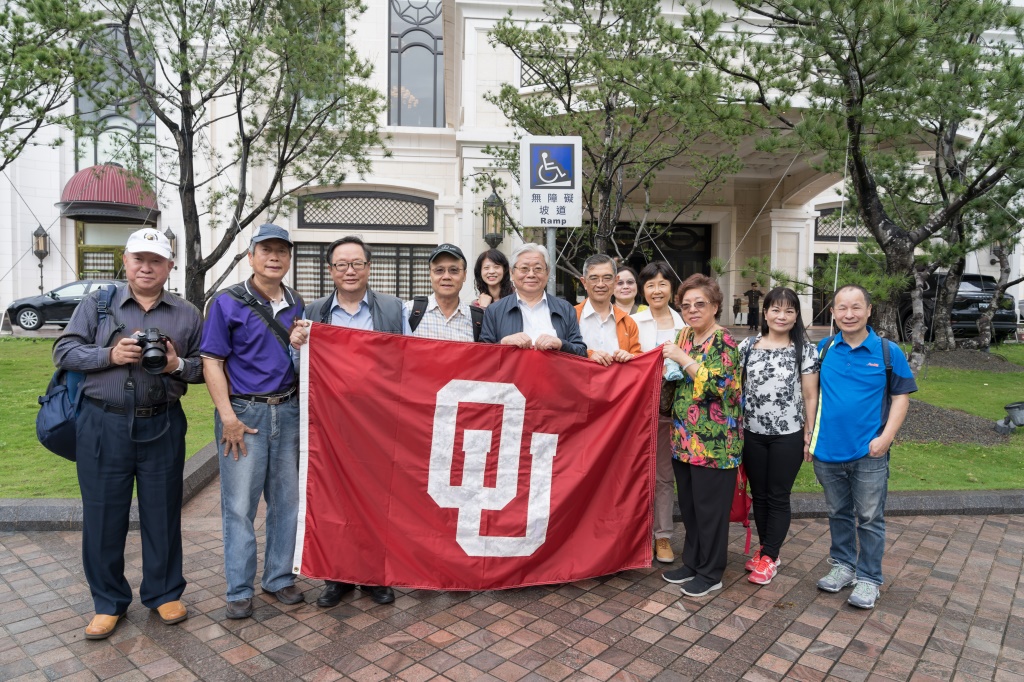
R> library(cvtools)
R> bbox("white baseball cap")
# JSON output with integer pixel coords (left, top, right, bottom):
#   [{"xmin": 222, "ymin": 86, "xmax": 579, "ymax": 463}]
[{"xmin": 125, "ymin": 228, "xmax": 172, "ymax": 259}]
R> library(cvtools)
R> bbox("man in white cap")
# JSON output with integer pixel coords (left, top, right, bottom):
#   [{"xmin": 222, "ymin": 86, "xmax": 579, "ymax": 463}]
[
  {"xmin": 54, "ymin": 227, "xmax": 204, "ymax": 640},
  {"xmin": 201, "ymin": 224, "xmax": 306, "ymax": 619}
]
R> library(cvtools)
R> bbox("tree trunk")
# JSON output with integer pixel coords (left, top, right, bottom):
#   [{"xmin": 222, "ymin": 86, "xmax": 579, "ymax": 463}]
[
  {"xmin": 874, "ymin": 238, "xmax": 916, "ymax": 339},
  {"xmin": 932, "ymin": 254, "xmax": 964, "ymax": 350},
  {"xmin": 907, "ymin": 267, "xmax": 929, "ymax": 373},
  {"xmin": 976, "ymin": 244, "xmax": 1021, "ymax": 351}
]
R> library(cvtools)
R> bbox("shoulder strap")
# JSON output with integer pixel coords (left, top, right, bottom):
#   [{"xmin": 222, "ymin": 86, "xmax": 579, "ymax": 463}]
[
  {"xmin": 226, "ymin": 284, "xmax": 292, "ymax": 349},
  {"xmin": 97, "ymin": 285, "xmax": 124, "ymax": 348},
  {"xmin": 408, "ymin": 295, "xmax": 429, "ymax": 333},
  {"xmin": 818, "ymin": 335, "xmax": 836, "ymax": 364},
  {"xmin": 470, "ymin": 304, "xmax": 484, "ymax": 342},
  {"xmin": 880, "ymin": 337, "xmax": 894, "ymax": 424}
]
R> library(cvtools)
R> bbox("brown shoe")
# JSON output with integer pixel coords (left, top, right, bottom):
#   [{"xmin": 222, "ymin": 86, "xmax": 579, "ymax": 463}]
[
  {"xmin": 655, "ymin": 538, "xmax": 675, "ymax": 564},
  {"xmin": 155, "ymin": 600, "xmax": 188, "ymax": 625},
  {"xmin": 85, "ymin": 613, "xmax": 124, "ymax": 640}
]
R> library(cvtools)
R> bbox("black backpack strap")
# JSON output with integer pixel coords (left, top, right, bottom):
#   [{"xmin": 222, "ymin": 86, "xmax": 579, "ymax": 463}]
[
  {"xmin": 818, "ymin": 334, "xmax": 836, "ymax": 364},
  {"xmin": 470, "ymin": 305, "xmax": 484, "ymax": 342},
  {"xmin": 408, "ymin": 295, "xmax": 429, "ymax": 333},
  {"xmin": 318, "ymin": 297, "xmax": 333, "ymax": 324},
  {"xmin": 226, "ymin": 284, "xmax": 292, "ymax": 349},
  {"xmin": 96, "ymin": 285, "xmax": 125, "ymax": 347},
  {"xmin": 880, "ymin": 337, "xmax": 893, "ymax": 424}
]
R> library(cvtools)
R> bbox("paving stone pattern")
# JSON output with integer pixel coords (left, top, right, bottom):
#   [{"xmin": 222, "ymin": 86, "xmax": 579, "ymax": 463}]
[{"xmin": 1, "ymin": 481, "xmax": 1022, "ymax": 681}]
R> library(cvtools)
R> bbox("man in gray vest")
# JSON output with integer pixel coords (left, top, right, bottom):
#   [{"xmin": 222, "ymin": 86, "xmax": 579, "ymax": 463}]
[{"xmin": 290, "ymin": 235, "xmax": 407, "ymax": 606}]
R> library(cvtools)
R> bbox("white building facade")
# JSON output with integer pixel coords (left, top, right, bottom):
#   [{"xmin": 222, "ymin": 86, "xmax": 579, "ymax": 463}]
[{"xmin": 0, "ymin": 0, "xmax": 1018, "ymax": 326}]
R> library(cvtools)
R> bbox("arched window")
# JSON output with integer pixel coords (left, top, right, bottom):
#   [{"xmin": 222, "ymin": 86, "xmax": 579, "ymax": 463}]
[
  {"xmin": 389, "ymin": 1, "xmax": 444, "ymax": 128},
  {"xmin": 76, "ymin": 26, "xmax": 155, "ymax": 170}
]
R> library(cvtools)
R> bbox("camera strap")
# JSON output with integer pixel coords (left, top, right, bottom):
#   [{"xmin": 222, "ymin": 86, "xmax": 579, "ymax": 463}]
[{"xmin": 123, "ymin": 369, "xmax": 171, "ymax": 445}]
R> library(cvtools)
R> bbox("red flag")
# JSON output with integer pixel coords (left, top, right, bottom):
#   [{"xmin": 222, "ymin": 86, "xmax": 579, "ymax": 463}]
[{"xmin": 294, "ymin": 324, "xmax": 661, "ymax": 590}]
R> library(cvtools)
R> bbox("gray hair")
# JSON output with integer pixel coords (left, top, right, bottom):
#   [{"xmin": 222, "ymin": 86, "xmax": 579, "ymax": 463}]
[
  {"xmin": 511, "ymin": 243, "xmax": 550, "ymax": 270},
  {"xmin": 582, "ymin": 254, "xmax": 617, "ymax": 278}
]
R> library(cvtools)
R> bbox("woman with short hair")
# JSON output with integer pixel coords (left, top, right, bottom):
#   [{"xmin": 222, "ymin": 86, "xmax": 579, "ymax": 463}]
[
  {"xmin": 472, "ymin": 249, "xmax": 514, "ymax": 308},
  {"xmin": 631, "ymin": 262, "xmax": 685, "ymax": 564},
  {"xmin": 660, "ymin": 274, "xmax": 743, "ymax": 598}
]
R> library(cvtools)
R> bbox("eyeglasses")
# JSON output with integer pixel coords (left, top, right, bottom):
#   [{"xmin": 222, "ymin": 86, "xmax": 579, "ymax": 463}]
[
  {"xmin": 513, "ymin": 266, "xmax": 548, "ymax": 275},
  {"xmin": 679, "ymin": 301, "xmax": 708, "ymax": 312},
  {"xmin": 617, "ymin": 279, "xmax": 636, "ymax": 287},
  {"xmin": 330, "ymin": 260, "xmax": 368, "ymax": 272},
  {"xmin": 431, "ymin": 266, "xmax": 464, "ymax": 276},
  {"xmin": 586, "ymin": 275, "xmax": 615, "ymax": 284}
]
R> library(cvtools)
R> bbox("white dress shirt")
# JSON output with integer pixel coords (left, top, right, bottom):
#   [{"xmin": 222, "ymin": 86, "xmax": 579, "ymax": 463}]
[
  {"xmin": 517, "ymin": 292, "xmax": 557, "ymax": 342},
  {"xmin": 579, "ymin": 299, "xmax": 620, "ymax": 354}
]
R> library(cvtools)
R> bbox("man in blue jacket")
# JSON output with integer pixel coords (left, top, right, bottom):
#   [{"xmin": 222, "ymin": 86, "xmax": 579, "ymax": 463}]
[
  {"xmin": 809, "ymin": 284, "xmax": 917, "ymax": 610},
  {"xmin": 479, "ymin": 243, "xmax": 587, "ymax": 357}
]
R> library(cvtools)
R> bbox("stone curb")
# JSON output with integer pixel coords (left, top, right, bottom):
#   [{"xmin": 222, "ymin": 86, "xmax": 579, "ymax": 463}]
[{"xmin": 0, "ymin": 441, "xmax": 219, "ymax": 532}]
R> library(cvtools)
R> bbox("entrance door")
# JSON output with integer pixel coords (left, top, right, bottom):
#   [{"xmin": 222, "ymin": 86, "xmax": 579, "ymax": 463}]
[{"xmin": 614, "ymin": 223, "xmax": 713, "ymax": 283}]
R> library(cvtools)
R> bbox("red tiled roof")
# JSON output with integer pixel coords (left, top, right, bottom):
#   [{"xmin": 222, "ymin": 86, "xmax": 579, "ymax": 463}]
[{"xmin": 60, "ymin": 164, "xmax": 158, "ymax": 209}]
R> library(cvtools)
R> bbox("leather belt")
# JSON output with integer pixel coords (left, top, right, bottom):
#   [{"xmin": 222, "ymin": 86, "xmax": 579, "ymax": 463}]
[
  {"xmin": 86, "ymin": 396, "xmax": 172, "ymax": 418},
  {"xmin": 230, "ymin": 387, "xmax": 297, "ymax": 405}
]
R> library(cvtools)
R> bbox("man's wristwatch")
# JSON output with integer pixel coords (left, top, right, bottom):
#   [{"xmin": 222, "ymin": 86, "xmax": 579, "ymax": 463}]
[{"xmin": 171, "ymin": 358, "xmax": 185, "ymax": 376}]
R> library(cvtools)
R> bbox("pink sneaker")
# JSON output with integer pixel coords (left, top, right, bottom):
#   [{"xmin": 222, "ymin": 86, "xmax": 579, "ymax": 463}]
[
  {"xmin": 748, "ymin": 554, "xmax": 779, "ymax": 585},
  {"xmin": 744, "ymin": 548, "xmax": 762, "ymax": 572}
]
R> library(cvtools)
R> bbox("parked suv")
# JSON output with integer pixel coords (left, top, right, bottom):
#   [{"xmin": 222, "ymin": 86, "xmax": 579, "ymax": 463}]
[
  {"xmin": 5, "ymin": 280, "xmax": 122, "ymax": 331},
  {"xmin": 898, "ymin": 273, "xmax": 1016, "ymax": 342}
]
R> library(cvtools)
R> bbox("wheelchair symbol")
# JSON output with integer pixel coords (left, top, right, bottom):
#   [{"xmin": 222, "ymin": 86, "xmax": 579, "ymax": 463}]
[{"xmin": 536, "ymin": 152, "xmax": 568, "ymax": 185}]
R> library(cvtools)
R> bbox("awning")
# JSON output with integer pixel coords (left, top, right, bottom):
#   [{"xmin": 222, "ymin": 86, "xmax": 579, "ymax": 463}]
[{"xmin": 56, "ymin": 164, "xmax": 160, "ymax": 224}]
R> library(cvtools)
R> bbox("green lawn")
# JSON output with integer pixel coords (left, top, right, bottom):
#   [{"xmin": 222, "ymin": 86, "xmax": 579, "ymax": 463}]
[
  {"xmin": 1, "ymin": 337, "xmax": 1022, "ymax": 497},
  {"xmin": 792, "ymin": 342, "xmax": 1024, "ymax": 492},
  {"xmin": 0, "ymin": 338, "xmax": 214, "ymax": 497}
]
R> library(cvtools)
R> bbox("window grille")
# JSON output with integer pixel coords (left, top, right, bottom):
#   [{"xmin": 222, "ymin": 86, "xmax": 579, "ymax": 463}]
[
  {"xmin": 389, "ymin": 0, "xmax": 445, "ymax": 127},
  {"xmin": 293, "ymin": 242, "xmax": 434, "ymax": 302},
  {"xmin": 299, "ymin": 192, "xmax": 433, "ymax": 232},
  {"xmin": 815, "ymin": 207, "xmax": 870, "ymax": 242}
]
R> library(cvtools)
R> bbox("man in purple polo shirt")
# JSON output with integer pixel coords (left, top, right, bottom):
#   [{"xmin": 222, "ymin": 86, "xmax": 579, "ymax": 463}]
[{"xmin": 201, "ymin": 224, "xmax": 306, "ymax": 620}]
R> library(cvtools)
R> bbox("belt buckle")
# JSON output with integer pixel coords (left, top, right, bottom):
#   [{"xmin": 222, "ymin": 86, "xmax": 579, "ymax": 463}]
[
  {"xmin": 136, "ymin": 407, "xmax": 154, "ymax": 417},
  {"xmin": 267, "ymin": 396, "xmax": 283, "ymax": 405}
]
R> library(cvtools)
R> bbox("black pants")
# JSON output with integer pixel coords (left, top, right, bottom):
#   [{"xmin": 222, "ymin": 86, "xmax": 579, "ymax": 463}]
[
  {"xmin": 76, "ymin": 399, "xmax": 187, "ymax": 615},
  {"xmin": 673, "ymin": 459, "xmax": 737, "ymax": 584},
  {"xmin": 748, "ymin": 309, "xmax": 759, "ymax": 329},
  {"xmin": 742, "ymin": 430, "xmax": 804, "ymax": 561}
]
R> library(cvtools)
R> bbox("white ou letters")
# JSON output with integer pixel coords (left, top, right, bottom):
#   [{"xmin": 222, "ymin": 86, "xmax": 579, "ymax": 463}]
[{"xmin": 427, "ymin": 380, "xmax": 558, "ymax": 557}]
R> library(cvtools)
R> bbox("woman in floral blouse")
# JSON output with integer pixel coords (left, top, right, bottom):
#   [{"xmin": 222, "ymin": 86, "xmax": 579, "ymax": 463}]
[{"xmin": 660, "ymin": 274, "xmax": 743, "ymax": 598}]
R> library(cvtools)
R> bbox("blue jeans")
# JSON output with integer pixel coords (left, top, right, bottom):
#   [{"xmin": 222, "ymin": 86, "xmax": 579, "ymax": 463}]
[
  {"xmin": 217, "ymin": 397, "xmax": 300, "ymax": 601},
  {"xmin": 813, "ymin": 453, "xmax": 889, "ymax": 586}
]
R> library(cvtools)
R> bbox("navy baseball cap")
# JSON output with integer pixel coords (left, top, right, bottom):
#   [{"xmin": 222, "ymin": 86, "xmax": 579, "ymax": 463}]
[
  {"xmin": 429, "ymin": 243, "xmax": 466, "ymax": 265},
  {"xmin": 251, "ymin": 223, "xmax": 293, "ymax": 247}
]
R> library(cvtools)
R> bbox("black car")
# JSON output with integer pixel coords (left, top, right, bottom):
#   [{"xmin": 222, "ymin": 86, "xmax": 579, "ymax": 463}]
[
  {"xmin": 898, "ymin": 273, "xmax": 1017, "ymax": 342},
  {"xmin": 6, "ymin": 280, "xmax": 123, "ymax": 331}
]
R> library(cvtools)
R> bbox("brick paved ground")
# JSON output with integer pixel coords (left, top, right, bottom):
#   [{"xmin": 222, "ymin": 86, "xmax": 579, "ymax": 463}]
[{"xmin": 1, "ymin": 480, "xmax": 1022, "ymax": 681}]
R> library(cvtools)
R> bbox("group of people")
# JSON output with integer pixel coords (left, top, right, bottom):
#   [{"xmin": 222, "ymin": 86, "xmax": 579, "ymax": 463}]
[{"xmin": 53, "ymin": 223, "xmax": 915, "ymax": 642}]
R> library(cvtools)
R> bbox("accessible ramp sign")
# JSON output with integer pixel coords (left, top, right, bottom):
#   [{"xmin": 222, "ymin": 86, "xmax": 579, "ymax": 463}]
[{"xmin": 519, "ymin": 135, "xmax": 582, "ymax": 228}]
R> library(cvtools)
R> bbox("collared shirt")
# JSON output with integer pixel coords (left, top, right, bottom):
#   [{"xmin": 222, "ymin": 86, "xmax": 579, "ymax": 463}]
[
  {"xmin": 810, "ymin": 327, "xmax": 917, "ymax": 463},
  {"xmin": 200, "ymin": 278, "xmax": 304, "ymax": 396},
  {"xmin": 326, "ymin": 291, "xmax": 412, "ymax": 334},
  {"xmin": 403, "ymin": 294, "xmax": 474, "ymax": 342},
  {"xmin": 54, "ymin": 285, "xmax": 204, "ymax": 406},
  {"xmin": 516, "ymin": 292, "xmax": 557, "ymax": 341},
  {"xmin": 578, "ymin": 299, "xmax": 620, "ymax": 354}
]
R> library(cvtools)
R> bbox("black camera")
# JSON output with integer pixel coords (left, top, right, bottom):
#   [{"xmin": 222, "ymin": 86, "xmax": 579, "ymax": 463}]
[{"xmin": 133, "ymin": 328, "xmax": 169, "ymax": 375}]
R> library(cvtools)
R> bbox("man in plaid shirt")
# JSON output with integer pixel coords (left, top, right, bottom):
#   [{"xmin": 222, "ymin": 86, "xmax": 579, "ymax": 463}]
[{"xmin": 404, "ymin": 244, "xmax": 476, "ymax": 342}]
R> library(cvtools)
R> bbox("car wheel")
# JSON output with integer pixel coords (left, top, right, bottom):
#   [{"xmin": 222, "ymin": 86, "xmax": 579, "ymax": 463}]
[
  {"xmin": 901, "ymin": 314, "xmax": 915, "ymax": 343},
  {"xmin": 16, "ymin": 307, "xmax": 43, "ymax": 331}
]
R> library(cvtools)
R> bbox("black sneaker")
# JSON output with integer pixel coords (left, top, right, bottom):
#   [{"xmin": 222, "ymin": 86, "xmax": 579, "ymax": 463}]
[
  {"xmin": 680, "ymin": 576, "xmax": 723, "ymax": 597},
  {"xmin": 662, "ymin": 565, "xmax": 697, "ymax": 584}
]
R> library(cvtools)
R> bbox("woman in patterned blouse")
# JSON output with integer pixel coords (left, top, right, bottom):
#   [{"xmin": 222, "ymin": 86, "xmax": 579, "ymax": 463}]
[
  {"xmin": 737, "ymin": 287, "xmax": 819, "ymax": 586},
  {"xmin": 659, "ymin": 274, "xmax": 743, "ymax": 598}
]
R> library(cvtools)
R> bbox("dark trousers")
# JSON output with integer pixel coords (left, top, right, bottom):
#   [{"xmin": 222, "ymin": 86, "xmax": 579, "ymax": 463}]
[
  {"xmin": 748, "ymin": 310, "xmax": 759, "ymax": 329},
  {"xmin": 743, "ymin": 430, "xmax": 804, "ymax": 561},
  {"xmin": 76, "ymin": 399, "xmax": 187, "ymax": 615},
  {"xmin": 673, "ymin": 459, "xmax": 737, "ymax": 584}
]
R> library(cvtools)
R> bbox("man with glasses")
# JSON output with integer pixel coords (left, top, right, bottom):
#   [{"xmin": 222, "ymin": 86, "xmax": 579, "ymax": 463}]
[
  {"xmin": 573, "ymin": 254, "xmax": 641, "ymax": 365},
  {"xmin": 479, "ymin": 243, "xmax": 587, "ymax": 356},
  {"xmin": 289, "ymin": 235, "xmax": 408, "ymax": 607},
  {"xmin": 405, "ymin": 244, "xmax": 480, "ymax": 342},
  {"xmin": 202, "ymin": 224, "xmax": 305, "ymax": 620}
]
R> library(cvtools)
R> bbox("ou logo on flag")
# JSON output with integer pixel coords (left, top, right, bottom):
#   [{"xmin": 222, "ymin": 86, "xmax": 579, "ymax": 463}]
[{"xmin": 427, "ymin": 380, "xmax": 558, "ymax": 557}]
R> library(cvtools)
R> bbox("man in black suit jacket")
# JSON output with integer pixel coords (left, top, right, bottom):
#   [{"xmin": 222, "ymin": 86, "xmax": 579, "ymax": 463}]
[{"xmin": 479, "ymin": 243, "xmax": 587, "ymax": 357}]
